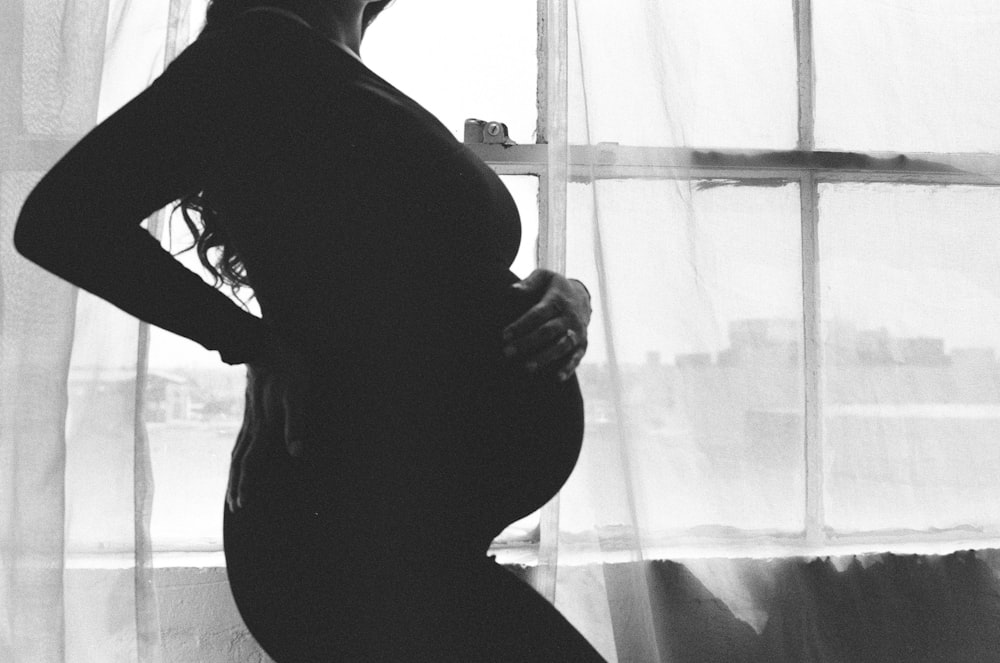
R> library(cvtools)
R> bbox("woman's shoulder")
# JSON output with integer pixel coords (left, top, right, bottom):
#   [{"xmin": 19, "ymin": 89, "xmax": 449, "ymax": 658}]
[{"xmin": 155, "ymin": 11, "xmax": 354, "ymax": 102}]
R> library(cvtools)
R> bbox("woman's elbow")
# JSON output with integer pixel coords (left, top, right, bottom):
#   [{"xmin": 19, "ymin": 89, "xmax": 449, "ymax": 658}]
[
  {"xmin": 13, "ymin": 188, "xmax": 73, "ymax": 268},
  {"xmin": 13, "ymin": 193, "xmax": 45, "ymax": 258}
]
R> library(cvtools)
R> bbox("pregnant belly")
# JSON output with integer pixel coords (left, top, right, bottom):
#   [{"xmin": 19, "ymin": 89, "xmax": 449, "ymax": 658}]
[
  {"xmin": 283, "ymin": 270, "xmax": 585, "ymax": 539},
  {"xmin": 462, "ymin": 369, "xmax": 584, "ymax": 534},
  {"xmin": 386, "ymin": 276, "xmax": 586, "ymax": 536}
]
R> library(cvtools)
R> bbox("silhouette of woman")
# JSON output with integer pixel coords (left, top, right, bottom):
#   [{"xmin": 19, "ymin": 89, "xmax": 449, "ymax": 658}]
[{"xmin": 14, "ymin": 1, "xmax": 605, "ymax": 660}]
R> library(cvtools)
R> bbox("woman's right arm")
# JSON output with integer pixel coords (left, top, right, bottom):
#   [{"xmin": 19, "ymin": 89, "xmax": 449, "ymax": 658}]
[
  {"xmin": 16, "ymin": 16, "xmax": 334, "ymax": 509},
  {"xmin": 14, "ymin": 23, "xmax": 270, "ymax": 365}
]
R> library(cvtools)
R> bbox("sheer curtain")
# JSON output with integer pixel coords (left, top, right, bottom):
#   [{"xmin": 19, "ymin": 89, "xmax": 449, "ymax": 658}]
[
  {"xmin": 553, "ymin": 0, "xmax": 1000, "ymax": 661},
  {"xmin": 2, "ymin": 1, "xmax": 203, "ymax": 661},
  {"xmin": 5, "ymin": 1, "xmax": 1000, "ymax": 662}
]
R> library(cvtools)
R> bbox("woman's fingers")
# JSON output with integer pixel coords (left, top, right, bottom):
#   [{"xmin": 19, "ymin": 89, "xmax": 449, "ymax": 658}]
[
  {"xmin": 282, "ymin": 374, "xmax": 309, "ymax": 458},
  {"xmin": 227, "ymin": 337, "xmax": 314, "ymax": 512},
  {"xmin": 502, "ymin": 271, "xmax": 591, "ymax": 377},
  {"xmin": 503, "ymin": 293, "xmax": 574, "ymax": 355},
  {"xmin": 502, "ymin": 270, "xmax": 557, "ymax": 343},
  {"xmin": 227, "ymin": 379, "xmax": 256, "ymax": 512},
  {"xmin": 535, "ymin": 331, "xmax": 587, "ymax": 378},
  {"xmin": 226, "ymin": 423, "xmax": 249, "ymax": 512},
  {"xmin": 502, "ymin": 278, "xmax": 587, "ymax": 373},
  {"xmin": 505, "ymin": 318, "xmax": 590, "ymax": 378},
  {"xmin": 556, "ymin": 347, "xmax": 587, "ymax": 382},
  {"xmin": 505, "ymin": 317, "xmax": 567, "ymax": 361},
  {"xmin": 502, "ymin": 301, "xmax": 555, "ymax": 350},
  {"xmin": 521, "ymin": 323, "xmax": 575, "ymax": 371},
  {"xmin": 228, "ymin": 366, "xmax": 279, "ymax": 511},
  {"xmin": 235, "ymin": 428, "xmax": 269, "ymax": 510}
]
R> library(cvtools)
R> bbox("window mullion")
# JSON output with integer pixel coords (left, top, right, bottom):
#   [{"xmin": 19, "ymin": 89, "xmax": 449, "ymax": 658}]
[
  {"xmin": 801, "ymin": 172, "xmax": 825, "ymax": 546},
  {"xmin": 534, "ymin": 0, "xmax": 569, "ymax": 606},
  {"xmin": 540, "ymin": 1, "xmax": 569, "ymax": 274},
  {"xmin": 535, "ymin": 0, "xmax": 549, "ymax": 146},
  {"xmin": 794, "ymin": 0, "xmax": 825, "ymax": 547},
  {"xmin": 794, "ymin": 0, "xmax": 816, "ymax": 152}
]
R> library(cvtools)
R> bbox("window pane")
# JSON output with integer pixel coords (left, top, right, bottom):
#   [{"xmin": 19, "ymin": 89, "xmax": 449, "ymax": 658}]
[
  {"xmin": 570, "ymin": 0, "xmax": 797, "ymax": 148},
  {"xmin": 564, "ymin": 181, "xmax": 805, "ymax": 538},
  {"xmin": 148, "ymin": 213, "xmax": 247, "ymax": 549},
  {"xmin": 363, "ymin": 2, "xmax": 538, "ymax": 144},
  {"xmin": 815, "ymin": 0, "xmax": 1000, "ymax": 152},
  {"xmin": 500, "ymin": 175, "xmax": 540, "ymax": 280},
  {"xmin": 819, "ymin": 183, "xmax": 1000, "ymax": 534}
]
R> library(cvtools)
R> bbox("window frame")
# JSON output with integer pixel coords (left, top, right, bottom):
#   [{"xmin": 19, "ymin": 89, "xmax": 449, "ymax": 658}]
[
  {"xmin": 11, "ymin": 0, "xmax": 1000, "ymax": 562},
  {"xmin": 469, "ymin": 0, "xmax": 1000, "ymax": 560}
]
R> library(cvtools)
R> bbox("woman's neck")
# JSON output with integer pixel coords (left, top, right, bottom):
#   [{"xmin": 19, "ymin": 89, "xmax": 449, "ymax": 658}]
[
  {"xmin": 264, "ymin": 1, "xmax": 367, "ymax": 56},
  {"xmin": 313, "ymin": 4, "xmax": 366, "ymax": 56}
]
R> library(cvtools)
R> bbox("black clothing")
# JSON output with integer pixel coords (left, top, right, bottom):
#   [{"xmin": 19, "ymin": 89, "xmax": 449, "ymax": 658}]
[{"xmin": 16, "ymin": 10, "xmax": 601, "ymax": 661}]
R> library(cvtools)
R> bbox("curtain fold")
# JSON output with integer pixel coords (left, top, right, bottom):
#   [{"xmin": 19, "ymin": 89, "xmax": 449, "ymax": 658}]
[
  {"xmin": 552, "ymin": 1, "xmax": 1000, "ymax": 661},
  {"xmin": 2, "ymin": 2, "xmax": 198, "ymax": 660},
  {"xmin": 2, "ymin": 1, "xmax": 109, "ymax": 659}
]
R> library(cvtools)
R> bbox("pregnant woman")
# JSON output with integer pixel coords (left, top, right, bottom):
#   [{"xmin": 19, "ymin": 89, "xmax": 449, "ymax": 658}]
[{"xmin": 14, "ymin": 1, "xmax": 605, "ymax": 660}]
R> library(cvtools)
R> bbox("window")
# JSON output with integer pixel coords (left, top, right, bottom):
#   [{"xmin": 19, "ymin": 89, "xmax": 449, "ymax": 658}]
[
  {"xmin": 144, "ymin": 0, "xmax": 1000, "ymax": 560},
  {"xmin": 553, "ymin": 0, "xmax": 1000, "ymax": 555}
]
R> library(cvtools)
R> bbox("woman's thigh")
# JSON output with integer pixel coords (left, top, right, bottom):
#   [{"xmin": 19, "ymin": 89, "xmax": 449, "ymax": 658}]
[
  {"xmin": 339, "ymin": 556, "xmax": 607, "ymax": 662},
  {"xmin": 224, "ymin": 496, "xmax": 605, "ymax": 662},
  {"xmin": 436, "ymin": 557, "xmax": 608, "ymax": 662}
]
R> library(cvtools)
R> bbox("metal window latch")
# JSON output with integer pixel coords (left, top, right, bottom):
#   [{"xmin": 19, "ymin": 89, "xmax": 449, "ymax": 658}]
[{"xmin": 464, "ymin": 119, "xmax": 517, "ymax": 146}]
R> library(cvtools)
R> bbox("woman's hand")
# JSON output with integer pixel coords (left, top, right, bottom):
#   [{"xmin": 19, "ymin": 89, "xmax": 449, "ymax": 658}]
[
  {"xmin": 226, "ymin": 330, "xmax": 312, "ymax": 512},
  {"xmin": 502, "ymin": 269, "xmax": 592, "ymax": 381}
]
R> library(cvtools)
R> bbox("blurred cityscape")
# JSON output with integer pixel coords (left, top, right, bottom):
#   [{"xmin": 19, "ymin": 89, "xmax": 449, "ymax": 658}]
[
  {"xmin": 63, "ymin": 317, "xmax": 1000, "ymax": 545},
  {"xmin": 117, "ymin": 317, "xmax": 1000, "ymax": 428},
  {"xmin": 578, "ymin": 317, "xmax": 1000, "ymax": 434},
  {"xmin": 567, "ymin": 318, "xmax": 1000, "ymax": 534}
]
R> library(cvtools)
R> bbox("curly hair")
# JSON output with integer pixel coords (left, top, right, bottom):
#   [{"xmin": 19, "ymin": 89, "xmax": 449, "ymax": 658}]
[{"xmin": 177, "ymin": 1, "xmax": 394, "ymax": 294}]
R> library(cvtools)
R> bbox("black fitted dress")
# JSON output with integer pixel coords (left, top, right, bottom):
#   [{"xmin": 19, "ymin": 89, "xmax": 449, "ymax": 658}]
[{"xmin": 16, "ymin": 10, "xmax": 603, "ymax": 662}]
